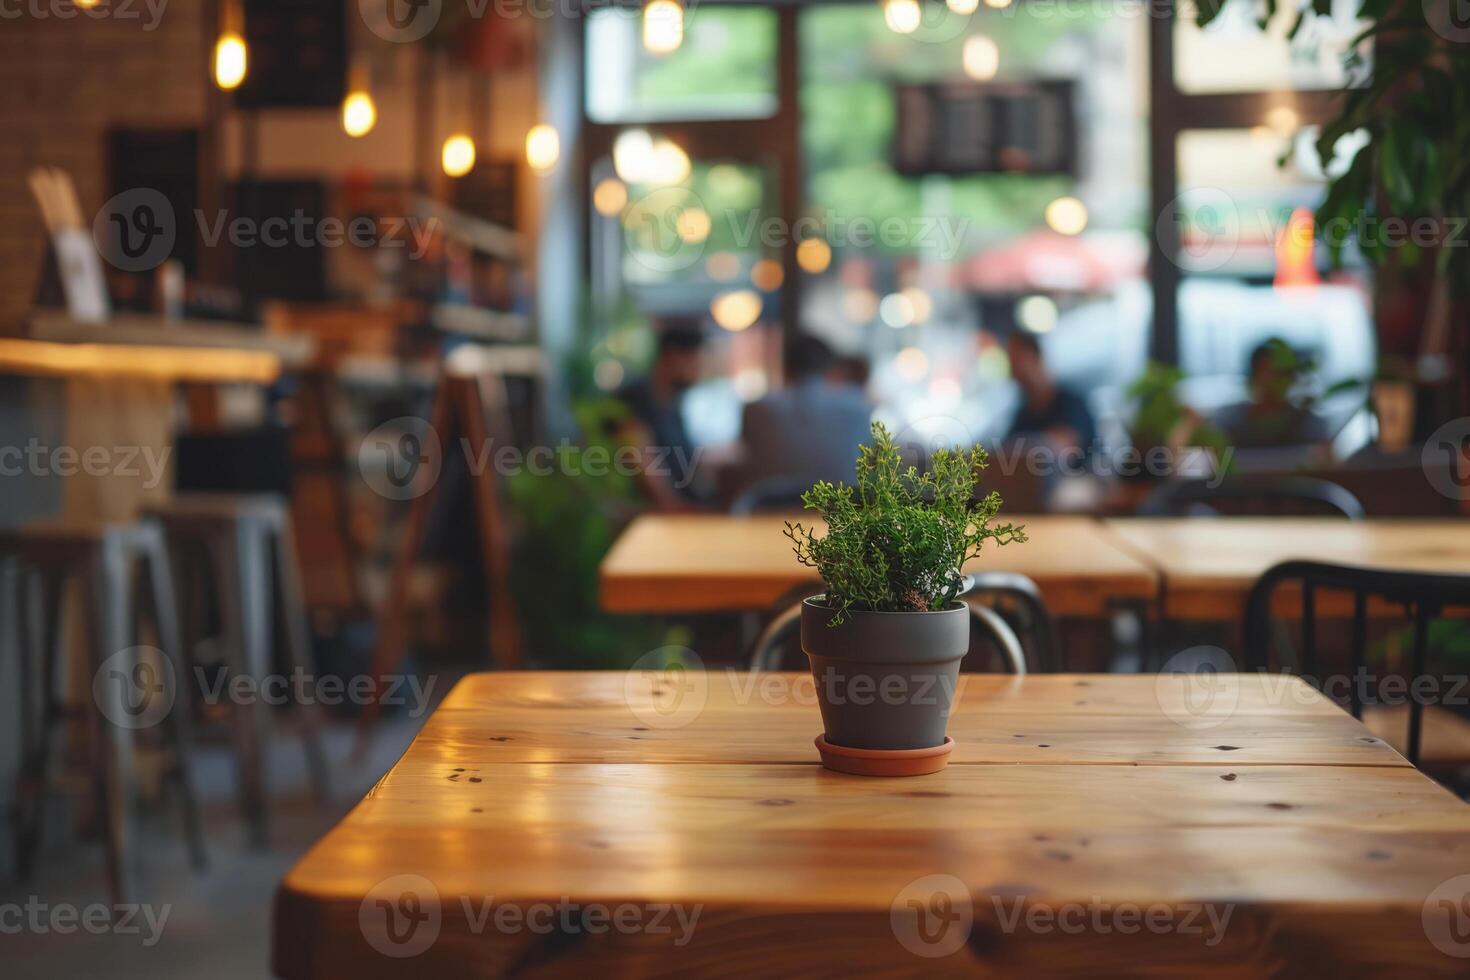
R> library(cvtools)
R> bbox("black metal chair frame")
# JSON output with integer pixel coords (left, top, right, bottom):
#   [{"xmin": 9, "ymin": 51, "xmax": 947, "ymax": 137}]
[
  {"xmin": 1141, "ymin": 476, "xmax": 1367, "ymax": 520},
  {"xmin": 1243, "ymin": 559, "xmax": 1470, "ymax": 765}
]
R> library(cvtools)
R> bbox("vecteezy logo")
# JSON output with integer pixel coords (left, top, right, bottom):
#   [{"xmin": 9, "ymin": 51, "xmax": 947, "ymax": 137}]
[
  {"xmin": 1423, "ymin": 418, "xmax": 1470, "ymax": 500},
  {"xmin": 92, "ymin": 189, "xmax": 176, "ymax": 272},
  {"xmin": 92, "ymin": 647, "xmax": 175, "ymax": 730},
  {"xmin": 623, "ymin": 187, "xmax": 711, "ymax": 275},
  {"xmin": 624, "ymin": 646, "xmax": 707, "ymax": 730},
  {"xmin": 891, "ymin": 874, "xmax": 973, "ymax": 958},
  {"xmin": 1156, "ymin": 646, "xmax": 1239, "ymax": 731},
  {"xmin": 1156, "ymin": 187, "xmax": 1240, "ymax": 274},
  {"xmin": 360, "ymin": 874, "xmax": 442, "ymax": 958},
  {"xmin": 358, "ymin": 417, "xmax": 442, "ymax": 501},
  {"xmin": 1424, "ymin": 0, "xmax": 1470, "ymax": 43},
  {"xmin": 1423, "ymin": 874, "xmax": 1470, "ymax": 957},
  {"xmin": 359, "ymin": 0, "xmax": 442, "ymax": 43}
]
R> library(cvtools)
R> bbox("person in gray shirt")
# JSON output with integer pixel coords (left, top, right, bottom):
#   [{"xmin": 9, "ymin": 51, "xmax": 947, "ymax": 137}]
[{"xmin": 734, "ymin": 336, "xmax": 873, "ymax": 503}]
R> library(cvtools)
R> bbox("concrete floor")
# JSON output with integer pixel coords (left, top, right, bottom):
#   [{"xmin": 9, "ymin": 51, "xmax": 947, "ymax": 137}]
[{"xmin": 3, "ymin": 716, "xmax": 424, "ymax": 979}]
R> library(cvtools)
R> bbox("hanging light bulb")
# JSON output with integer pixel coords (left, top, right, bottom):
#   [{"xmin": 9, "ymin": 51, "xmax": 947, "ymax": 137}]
[
  {"xmin": 342, "ymin": 91, "xmax": 377, "ymax": 137},
  {"xmin": 442, "ymin": 134, "xmax": 476, "ymax": 178},
  {"xmin": 643, "ymin": 0, "xmax": 684, "ymax": 55},
  {"xmin": 214, "ymin": 0, "xmax": 247, "ymax": 91},
  {"xmin": 214, "ymin": 32, "xmax": 247, "ymax": 90},
  {"xmin": 883, "ymin": 0, "xmax": 922, "ymax": 35},
  {"xmin": 525, "ymin": 124, "xmax": 561, "ymax": 173},
  {"xmin": 341, "ymin": 64, "xmax": 377, "ymax": 138}
]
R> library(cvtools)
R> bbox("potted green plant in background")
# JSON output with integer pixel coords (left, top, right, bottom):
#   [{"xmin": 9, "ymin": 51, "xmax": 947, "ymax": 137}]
[{"xmin": 784, "ymin": 423, "xmax": 1026, "ymax": 776}]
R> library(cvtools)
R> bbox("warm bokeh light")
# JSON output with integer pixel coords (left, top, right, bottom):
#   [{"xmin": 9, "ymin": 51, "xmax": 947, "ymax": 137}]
[
  {"xmin": 710, "ymin": 290, "xmax": 762, "ymax": 331},
  {"xmin": 613, "ymin": 130, "xmax": 690, "ymax": 186},
  {"xmin": 883, "ymin": 0, "xmax": 922, "ymax": 35},
  {"xmin": 675, "ymin": 207, "xmax": 712, "ymax": 243},
  {"xmin": 895, "ymin": 346, "xmax": 930, "ymax": 381},
  {"xmin": 1016, "ymin": 295, "xmax": 1059, "ymax": 334},
  {"xmin": 1274, "ymin": 206, "xmax": 1320, "ymax": 288},
  {"xmin": 796, "ymin": 238, "xmax": 832, "ymax": 275},
  {"xmin": 843, "ymin": 287, "xmax": 879, "ymax": 322},
  {"xmin": 74, "ymin": 0, "xmax": 101, "ymax": 7},
  {"xmin": 751, "ymin": 259, "xmax": 784, "ymax": 292},
  {"xmin": 593, "ymin": 178, "xmax": 628, "ymax": 216},
  {"xmin": 947, "ymin": 0, "xmax": 980, "ymax": 13},
  {"xmin": 341, "ymin": 91, "xmax": 377, "ymax": 138},
  {"xmin": 1266, "ymin": 105, "xmax": 1299, "ymax": 136},
  {"xmin": 441, "ymin": 134, "xmax": 476, "ymax": 178},
  {"xmin": 1044, "ymin": 196, "xmax": 1088, "ymax": 236},
  {"xmin": 706, "ymin": 251, "xmax": 741, "ymax": 281},
  {"xmin": 649, "ymin": 138, "xmax": 691, "ymax": 185},
  {"xmin": 613, "ymin": 130, "xmax": 653, "ymax": 183},
  {"xmin": 983, "ymin": 0, "xmax": 1013, "ymax": 8},
  {"xmin": 213, "ymin": 32, "xmax": 247, "ymax": 91},
  {"xmin": 963, "ymin": 35, "xmax": 1000, "ymax": 82},
  {"xmin": 879, "ymin": 292, "xmax": 916, "ymax": 329},
  {"xmin": 901, "ymin": 286, "xmax": 933, "ymax": 324},
  {"xmin": 643, "ymin": 0, "xmax": 685, "ymax": 56},
  {"xmin": 526, "ymin": 124, "xmax": 561, "ymax": 172}
]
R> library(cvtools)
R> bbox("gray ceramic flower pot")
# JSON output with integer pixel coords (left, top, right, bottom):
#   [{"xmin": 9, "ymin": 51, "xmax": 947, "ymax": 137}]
[{"xmin": 800, "ymin": 597, "xmax": 968, "ymax": 751}]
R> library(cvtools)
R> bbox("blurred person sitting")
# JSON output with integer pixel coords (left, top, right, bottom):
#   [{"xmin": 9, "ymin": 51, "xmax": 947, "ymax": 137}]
[
  {"xmin": 734, "ymin": 336, "xmax": 873, "ymax": 501},
  {"xmin": 612, "ymin": 319, "xmax": 708, "ymax": 511},
  {"xmin": 1214, "ymin": 337, "xmax": 1328, "ymax": 450},
  {"xmin": 1005, "ymin": 330, "xmax": 1097, "ymax": 452}
]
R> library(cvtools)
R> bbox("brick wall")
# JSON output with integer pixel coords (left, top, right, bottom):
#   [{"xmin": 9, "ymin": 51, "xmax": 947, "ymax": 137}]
[
  {"xmin": 0, "ymin": 5, "xmax": 542, "ymax": 333},
  {"xmin": 0, "ymin": 2, "xmax": 209, "ymax": 332}
]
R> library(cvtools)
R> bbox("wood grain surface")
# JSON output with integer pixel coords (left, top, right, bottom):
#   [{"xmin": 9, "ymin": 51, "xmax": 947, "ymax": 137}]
[
  {"xmin": 599, "ymin": 515, "xmax": 1158, "ymax": 616},
  {"xmin": 274, "ymin": 672, "xmax": 1470, "ymax": 977}
]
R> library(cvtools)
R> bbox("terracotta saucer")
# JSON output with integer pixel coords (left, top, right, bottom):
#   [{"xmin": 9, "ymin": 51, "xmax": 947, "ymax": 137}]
[{"xmin": 814, "ymin": 734, "xmax": 955, "ymax": 776}]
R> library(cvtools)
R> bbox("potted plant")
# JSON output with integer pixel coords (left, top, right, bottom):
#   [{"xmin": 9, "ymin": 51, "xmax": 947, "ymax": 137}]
[{"xmin": 784, "ymin": 423, "xmax": 1026, "ymax": 776}]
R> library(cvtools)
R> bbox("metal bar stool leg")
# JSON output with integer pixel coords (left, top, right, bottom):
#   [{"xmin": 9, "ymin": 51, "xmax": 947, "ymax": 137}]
[
  {"xmin": 139, "ymin": 528, "xmax": 207, "ymax": 870},
  {"xmin": 271, "ymin": 519, "xmax": 331, "ymax": 805},
  {"xmin": 213, "ymin": 523, "xmax": 273, "ymax": 846},
  {"xmin": 14, "ymin": 566, "xmax": 65, "ymax": 879},
  {"xmin": 86, "ymin": 536, "xmax": 141, "ymax": 907}
]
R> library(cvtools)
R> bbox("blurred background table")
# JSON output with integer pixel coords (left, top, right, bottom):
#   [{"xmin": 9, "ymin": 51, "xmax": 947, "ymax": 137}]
[
  {"xmin": 1102, "ymin": 518, "xmax": 1470, "ymax": 620},
  {"xmin": 600, "ymin": 514, "xmax": 1158, "ymax": 617}
]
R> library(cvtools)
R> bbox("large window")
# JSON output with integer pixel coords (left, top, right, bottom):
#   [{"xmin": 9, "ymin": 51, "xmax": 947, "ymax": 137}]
[
  {"xmin": 585, "ymin": 7, "xmax": 779, "ymax": 123},
  {"xmin": 798, "ymin": 4, "xmax": 1149, "ymax": 444},
  {"xmin": 1173, "ymin": 0, "xmax": 1368, "ymax": 94},
  {"xmin": 578, "ymin": 2, "xmax": 1372, "ymax": 456}
]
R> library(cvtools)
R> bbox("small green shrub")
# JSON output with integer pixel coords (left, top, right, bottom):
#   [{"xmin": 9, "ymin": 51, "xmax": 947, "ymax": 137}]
[{"xmin": 785, "ymin": 422, "xmax": 1026, "ymax": 625}]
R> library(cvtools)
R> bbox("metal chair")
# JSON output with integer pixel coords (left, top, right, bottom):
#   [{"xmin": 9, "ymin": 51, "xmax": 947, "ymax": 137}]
[
  {"xmin": 748, "ymin": 574, "xmax": 1054, "ymax": 675},
  {"xmin": 1243, "ymin": 559, "xmax": 1470, "ymax": 765},
  {"xmin": 1, "ymin": 519, "xmax": 205, "ymax": 905},
  {"xmin": 1140, "ymin": 476, "xmax": 1366, "ymax": 519},
  {"xmin": 145, "ymin": 493, "xmax": 330, "ymax": 845}
]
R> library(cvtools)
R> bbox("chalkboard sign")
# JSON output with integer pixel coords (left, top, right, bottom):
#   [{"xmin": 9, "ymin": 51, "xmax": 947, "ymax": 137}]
[
  {"xmin": 236, "ymin": 0, "xmax": 346, "ymax": 109},
  {"xmin": 892, "ymin": 80, "xmax": 1076, "ymax": 177}
]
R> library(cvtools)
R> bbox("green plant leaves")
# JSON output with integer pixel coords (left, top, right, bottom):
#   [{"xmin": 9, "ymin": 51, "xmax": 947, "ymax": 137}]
[{"xmin": 784, "ymin": 423, "xmax": 1026, "ymax": 625}]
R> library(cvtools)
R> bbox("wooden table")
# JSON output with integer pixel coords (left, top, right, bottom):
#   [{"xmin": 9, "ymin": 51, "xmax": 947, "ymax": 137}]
[
  {"xmin": 274, "ymin": 671, "xmax": 1470, "ymax": 976},
  {"xmin": 600, "ymin": 515, "xmax": 1158, "ymax": 617},
  {"xmin": 1104, "ymin": 518, "xmax": 1470, "ymax": 620},
  {"xmin": 0, "ymin": 338, "xmax": 282, "ymax": 526}
]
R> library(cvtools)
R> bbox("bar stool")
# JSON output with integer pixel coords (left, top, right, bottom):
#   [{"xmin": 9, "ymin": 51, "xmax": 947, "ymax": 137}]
[
  {"xmin": 1, "ymin": 519, "xmax": 206, "ymax": 906},
  {"xmin": 145, "ymin": 494, "xmax": 330, "ymax": 845}
]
